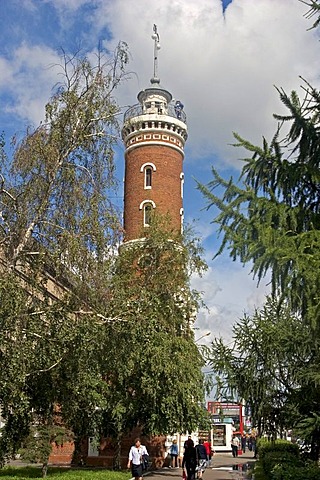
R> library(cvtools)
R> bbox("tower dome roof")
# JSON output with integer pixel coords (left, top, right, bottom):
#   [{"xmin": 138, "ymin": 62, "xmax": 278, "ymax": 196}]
[
  {"xmin": 137, "ymin": 78, "xmax": 172, "ymax": 104},
  {"xmin": 122, "ymin": 25, "xmax": 187, "ymax": 126}
]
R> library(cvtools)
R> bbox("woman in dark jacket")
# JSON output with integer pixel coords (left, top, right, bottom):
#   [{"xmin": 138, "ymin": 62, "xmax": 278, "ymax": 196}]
[{"xmin": 182, "ymin": 440, "xmax": 197, "ymax": 480}]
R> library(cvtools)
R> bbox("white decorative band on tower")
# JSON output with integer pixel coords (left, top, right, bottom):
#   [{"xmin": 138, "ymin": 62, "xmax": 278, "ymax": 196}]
[{"xmin": 122, "ymin": 115, "xmax": 187, "ymax": 155}]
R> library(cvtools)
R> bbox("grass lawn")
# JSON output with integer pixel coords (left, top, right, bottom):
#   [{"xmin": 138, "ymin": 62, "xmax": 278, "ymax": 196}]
[{"xmin": 0, "ymin": 466, "xmax": 132, "ymax": 479}]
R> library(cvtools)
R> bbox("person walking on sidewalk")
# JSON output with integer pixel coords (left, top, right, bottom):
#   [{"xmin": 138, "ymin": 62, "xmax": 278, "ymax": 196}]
[
  {"xmin": 127, "ymin": 438, "xmax": 149, "ymax": 480},
  {"xmin": 195, "ymin": 439, "xmax": 207, "ymax": 479},
  {"xmin": 169, "ymin": 439, "xmax": 179, "ymax": 468},
  {"xmin": 203, "ymin": 439, "xmax": 211, "ymax": 467},
  {"xmin": 182, "ymin": 439, "xmax": 197, "ymax": 480},
  {"xmin": 231, "ymin": 434, "xmax": 240, "ymax": 458},
  {"xmin": 252, "ymin": 435, "xmax": 258, "ymax": 458},
  {"xmin": 241, "ymin": 434, "xmax": 247, "ymax": 453}
]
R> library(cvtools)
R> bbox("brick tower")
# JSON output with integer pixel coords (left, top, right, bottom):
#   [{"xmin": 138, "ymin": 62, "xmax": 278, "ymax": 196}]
[{"xmin": 122, "ymin": 26, "xmax": 188, "ymax": 243}]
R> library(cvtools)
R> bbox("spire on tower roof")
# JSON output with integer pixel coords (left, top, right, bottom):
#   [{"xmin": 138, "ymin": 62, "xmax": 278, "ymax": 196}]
[{"xmin": 151, "ymin": 24, "xmax": 161, "ymax": 84}]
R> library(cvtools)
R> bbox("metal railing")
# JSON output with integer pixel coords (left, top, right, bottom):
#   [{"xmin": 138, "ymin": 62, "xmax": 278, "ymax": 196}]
[{"xmin": 123, "ymin": 103, "xmax": 187, "ymax": 124}]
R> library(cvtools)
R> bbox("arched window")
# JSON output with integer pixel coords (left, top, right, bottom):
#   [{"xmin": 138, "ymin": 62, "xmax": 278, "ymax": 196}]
[
  {"xmin": 180, "ymin": 208, "xmax": 184, "ymax": 234},
  {"xmin": 139, "ymin": 200, "xmax": 156, "ymax": 227},
  {"xmin": 145, "ymin": 167, "xmax": 152, "ymax": 188},
  {"xmin": 180, "ymin": 172, "xmax": 184, "ymax": 199},
  {"xmin": 141, "ymin": 162, "xmax": 156, "ymax": 189},
  {"xmin": 144, "ymin": 204, "xmax": 152, "ymax": 226}
]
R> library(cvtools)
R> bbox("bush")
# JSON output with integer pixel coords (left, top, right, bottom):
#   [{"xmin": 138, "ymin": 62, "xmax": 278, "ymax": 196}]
[
  {"xmin": 271, "ymin": 463, "xmax": 320, "ymax": 480},
  {"xmin": 262, "ymin": 451, "xmax": 301, "ymax": 475},
  {"xmin": 257, "ymin": 439, "xmax": 301, "ymax": 477},
  {"xmin": 258, "ymin": 438, "xmax": 300, "ymax": 461}
]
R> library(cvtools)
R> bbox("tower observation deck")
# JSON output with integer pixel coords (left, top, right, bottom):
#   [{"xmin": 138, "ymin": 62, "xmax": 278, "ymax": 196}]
[{"xmin": 122, "ymin": 26, "xmax": 188, "ymax": 243}]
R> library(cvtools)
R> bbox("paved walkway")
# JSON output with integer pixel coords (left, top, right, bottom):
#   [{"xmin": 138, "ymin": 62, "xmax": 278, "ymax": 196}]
[
  {"xmin": 147, "ymin": 453, "xmax": 256, "ymax": 480},
  {"xmin": 9, "ymin": 452, "xmax": 256, "ymax": 479}
]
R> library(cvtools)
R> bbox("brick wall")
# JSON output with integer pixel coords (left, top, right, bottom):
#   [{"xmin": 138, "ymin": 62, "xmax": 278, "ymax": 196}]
[
  {"xmin": 49, "ymin": 429, "xmax": 167, "ymax": 469},
  {"xmin": 85, "ymin": 429, "xmax": 167, "ymax": 469},
  {"xmin": 124, "ymin": 144, "xmax": 183, "ymax": 241},
  {"xmin": 49, "ymin": 442, "xmax": 74, "ymax": 465}
]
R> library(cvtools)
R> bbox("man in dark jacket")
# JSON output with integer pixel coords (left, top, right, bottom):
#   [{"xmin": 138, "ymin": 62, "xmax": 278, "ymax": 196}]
[{"xmin": 195, "ymin": 439, "xmax": 207, "ymax": 479}]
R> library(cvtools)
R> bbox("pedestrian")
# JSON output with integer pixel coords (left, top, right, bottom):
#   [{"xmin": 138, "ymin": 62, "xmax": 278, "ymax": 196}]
[
  {"xmin": 210, "ymin": 444, "xmax": 215, "ymax": 464},
  {"xmin": 184, "ymin": 435, "xmax": 193, "ymax": 448},
  {"xmin": 203, "ymin": 439, "xmax": 211, "ymax": 467},
  {"xmin": 127, "ymin": 437, "xmax": 149, "ymax": 480},
  {"xmin": 241, "ymin": 434, "xmax": 247, "ymax": 453},
  {"xmin": 169, "ymin": 439, "xmax": 179, "ymax": 468},
  {"xmin": 182, "ymin": 439, "xmax": 197, "ymax": 480},
  {"xmin": 231, "ymin": 434, "xmax": 240, "ymax": 458},
  {"xmin": 195, "ymin": 439, "xmax": 207, "ymax": 479},
  {"xmin": 252, "ymin": 436, "xmax": 257, "ymax": 458}
]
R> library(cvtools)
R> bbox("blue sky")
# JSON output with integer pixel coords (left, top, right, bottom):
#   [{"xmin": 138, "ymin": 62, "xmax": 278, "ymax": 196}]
[{"xmin": 1, "ymin": 0, "xmax": 320, "ymax": 345}]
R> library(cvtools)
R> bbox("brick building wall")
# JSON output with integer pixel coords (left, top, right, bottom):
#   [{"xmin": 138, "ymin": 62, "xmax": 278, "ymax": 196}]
[
  {"xmin": 48, "ymin": 429, "xmax": 167, "ymax": 468},
  {"xmin": 124, "ymin": 144, "xmax": 183, "ymax": 241},
  {"xmin": 83, "ymin": 429, "xmax": 167, "ymax": 469}
]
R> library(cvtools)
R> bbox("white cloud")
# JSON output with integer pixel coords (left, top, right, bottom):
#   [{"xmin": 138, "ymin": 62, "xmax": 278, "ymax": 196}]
[
  {"xmin": 0, "ymin": 58, "xmax": 14, "ymax": 87},
  {"xmin": 45, "ymin": 0, "xmax": 89, "ymax": 11},
  {"xmin": 3, "ymin": 0, "xmax": 319, "ymax": 156},
  {"xmin": 94, "ymin": 0, "xmax": 320, "ymax": 168},
  {"xmin": 0, "ymin": 43, "xmax": 61, "ymax": 127},
  {"xmin": 192, "ymin": 255, "xmax": 270, "ymax": 345}
]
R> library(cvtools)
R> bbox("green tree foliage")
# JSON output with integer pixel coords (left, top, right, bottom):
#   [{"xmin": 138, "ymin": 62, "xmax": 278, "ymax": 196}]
[
  {"xmin": 302, "ymin": 0, "xmax": 320, "ymax": 30},
  {"xmin": 198, "ymin": 0, "xmax": 320, "ymax": 459},
  {"xmin": 197, "ymin": 2, "xmax": 320, "ymax": 328},
  {"xmin": 19, "ymin": 424, "xmax": 74, "ymax": 478},
  {"xmin": 0, "ymin": 44, "xmax": 130, "ymax": 462},
  {"xmin": 0, "ymin": 269, "xmax": 112, "ymax": 465},
  {"xmin": 96, "ymin": 218, "xmax": 210, "ymax": 465},
  {"xmin": 208, "ymin": 297, "xmax": 320, "ymax": 454},
  {"xmin": 0, "ymin": 45, "xmax": 209, "ymax": 464},
  {"xmin": 197, "ymin": 77, "xmax": 320, "ymax": 327},
  {"xmin": 0, "ymin": 44, "xmax": 129, "ymax": 302}
]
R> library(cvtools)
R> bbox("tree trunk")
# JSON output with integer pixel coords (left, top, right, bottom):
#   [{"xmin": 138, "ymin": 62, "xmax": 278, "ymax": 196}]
[
  {"xmin": 113, "ymin": 429, "xmax": 122, "ymax": 470},
  {"xmin": 42, "ymin": 462, "xmax": 48, "ymax": 478},
  {"xmin": 72, "ymin": 436, "xmax": 84, "ymax": 466},
  {"xmin": 310, "ymin": 431, "xmax": 320, "ymax": 462}
]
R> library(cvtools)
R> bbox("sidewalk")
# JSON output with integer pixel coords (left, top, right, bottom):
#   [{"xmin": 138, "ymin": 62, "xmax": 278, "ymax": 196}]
[{"xmin": 147, "ymin": 453, "xmax": 256, "ymax": 480}]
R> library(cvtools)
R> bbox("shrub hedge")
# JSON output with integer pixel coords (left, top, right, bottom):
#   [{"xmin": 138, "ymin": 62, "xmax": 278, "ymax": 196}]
[
  {"xmin": 256, "ymin": 439, "xmax": 320, "ymax": 480},
  {"xmin": 271, "ymin": 463, "xmax": 320, "ymax": 480}
]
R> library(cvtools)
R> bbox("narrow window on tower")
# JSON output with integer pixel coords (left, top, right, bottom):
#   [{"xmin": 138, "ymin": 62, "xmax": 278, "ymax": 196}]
[
  {"xmin": 140, "ymin": 199, "xmax": 156, "ymax": 227},
  {"xmin": 140, "ymin": 162, "xmax": 156, "ymax": 189},
  {"xmin": 180, "ymin": 208, "xmax": 184, "ymax": 234},
  {"xmin": 180, "ymin": 172, "xmax": 184, "ymax": 199},
  {"xmin": 144, "ymin": 204, "xmax": 152, "ymax": 227},
  {"xmin": 145, "ymin": 167, "xmax": 152, "ymax": 188}
]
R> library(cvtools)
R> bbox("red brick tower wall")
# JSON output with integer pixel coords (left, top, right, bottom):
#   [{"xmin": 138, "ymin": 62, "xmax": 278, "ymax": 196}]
[{"xmin": 124, "ymin": 144, "xmax": 183, "ymax": 241}]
